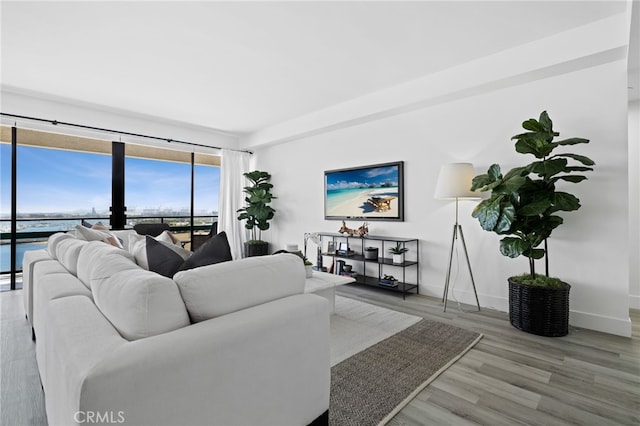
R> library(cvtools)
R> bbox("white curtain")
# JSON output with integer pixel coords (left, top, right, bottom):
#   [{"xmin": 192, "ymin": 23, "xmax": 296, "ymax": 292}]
[{"xmin": 219, "ymin": 149, "xmax": 251, "ymax": 260}]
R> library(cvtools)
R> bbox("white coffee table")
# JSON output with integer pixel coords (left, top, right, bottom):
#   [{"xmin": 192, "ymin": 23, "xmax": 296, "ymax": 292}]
[{"xmin": 304, "ymin": 271, "xmax": 355, "ymax": 313}]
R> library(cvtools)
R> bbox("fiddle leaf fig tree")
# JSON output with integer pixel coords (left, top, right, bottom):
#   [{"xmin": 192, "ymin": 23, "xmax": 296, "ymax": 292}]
[
  {"xmin": 237, "ymin": 170, "xmax": 276, "ymax": 243},
  {"xmin": 470, "ymin": 111, "xmax": 594, "ymax": 279}
]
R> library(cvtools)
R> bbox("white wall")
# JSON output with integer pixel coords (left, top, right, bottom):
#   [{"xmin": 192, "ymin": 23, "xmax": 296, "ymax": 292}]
[
  {"xmin": 0, "ymin": 88, "xmax": 238, "ymax": 154},
  {"xmin": 255, "ymin": 60, "xmax": 631, "ymax": 337},
  {"xmin": 630, "ymin": 100, "xmax": 640, "ymax": 309}
]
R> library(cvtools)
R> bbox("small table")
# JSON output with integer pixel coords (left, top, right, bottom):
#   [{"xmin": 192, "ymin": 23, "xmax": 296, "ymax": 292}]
[{"xmin": 304, "ymin": 271, "xmax": 355, "ymax": 313}]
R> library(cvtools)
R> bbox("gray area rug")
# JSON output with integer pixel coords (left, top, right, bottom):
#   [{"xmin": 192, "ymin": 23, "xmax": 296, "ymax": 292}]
[{"xmin": 330, "ymin": 315, "xmax": 482, "ymax": 426}]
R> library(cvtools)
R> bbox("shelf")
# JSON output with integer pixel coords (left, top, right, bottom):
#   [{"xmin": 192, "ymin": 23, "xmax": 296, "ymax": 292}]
[
  {"xmin": 324, "ymin": 252, "xmax": 417, "ymax": 267},
  {"xmin": 354, "ymin": 275, "xmax": 419, "ymax": 295},
  {"xmin": 317, "ymin": 232, "xmax": 420, "ymax": 300}
]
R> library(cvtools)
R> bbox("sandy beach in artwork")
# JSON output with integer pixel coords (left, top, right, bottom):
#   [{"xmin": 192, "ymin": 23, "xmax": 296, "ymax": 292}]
[{"xmin": 326, "ymin": 188, "xmax": 399, "ymax": 218}]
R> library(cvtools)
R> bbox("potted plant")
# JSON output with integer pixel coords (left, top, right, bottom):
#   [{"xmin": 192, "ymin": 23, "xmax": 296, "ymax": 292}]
[
  {"xmin": 302, "ymin": 256, "xmax": 314, "ymax": 278},
  {"xmin": 389, "ymin": 243, "xmax": 409, "ymax": 264},
  {"xmin": 470, "ymin": 111, "xmax": 594, "ymax": 337},
  {"xmin": 236, "ymin": 170, "xmax": 276, "ymax": 257}
]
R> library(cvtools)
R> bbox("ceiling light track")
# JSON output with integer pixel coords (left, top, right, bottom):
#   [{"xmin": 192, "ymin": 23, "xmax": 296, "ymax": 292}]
[{"xmin": 0, "ymin": 112, "xmax": 252, "ymax": 154}]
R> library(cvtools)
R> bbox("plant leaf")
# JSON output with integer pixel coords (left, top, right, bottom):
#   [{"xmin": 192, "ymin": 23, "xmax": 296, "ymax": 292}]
[
  {"xmin": 470, "ymin": 174, "xmax": 492, "ymax": 191},
  {"xmin": 552, "ymin": 137, "xmax": 590, "ymax": 146},
  {"xmin": 518, "ymin": 199, "xmax": 552, "ymax": 216},
  {"xmin": 552, "ymin": 192, "xmax": 581, "ymax": 212},
  {"xmin": 552, "ymin": 175, "xmax": 588, "ymax": 183},
  {"xmin": 494, "ymin": 202, "xmax": 515, "ymax": 233},
  {"xmin": 488, "ymin": 164, "xmax": 502, "ymax": 181},
  {"xmin": 500, "ymin": 237, "xmax": 528, "ymax": 258},
  {"xmin": 551, "ymin": 153, "xmax": 595, "ymax": 166},
  {"xmin": 529, "ymin": 158, "xmax": 567, "ymax": 179},
  {"xmin": 539, "ymin": 111, "xmax": 553, "ymax": 132},
  {"xmin": 472, "ymin": 196, "xmax": 502, "ymax": 231},
  {"xmin": 522, "ymin": 118, "xmax": 544, "ymax": 132},
  {"xmin": 523, "ymin": 248, "xmax": 546, "ymax": 260}
]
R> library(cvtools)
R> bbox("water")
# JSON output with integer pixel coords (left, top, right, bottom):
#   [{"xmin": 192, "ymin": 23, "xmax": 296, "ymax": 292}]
[{"xmin": 1, "ymin": 242, "xmax": 47, "ymax": 272}]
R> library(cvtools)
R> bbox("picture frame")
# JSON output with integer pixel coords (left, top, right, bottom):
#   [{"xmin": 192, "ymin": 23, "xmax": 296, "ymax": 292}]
[{"xmin": 324, "ymin": 161, "xmax": 404, "ymax": 221}]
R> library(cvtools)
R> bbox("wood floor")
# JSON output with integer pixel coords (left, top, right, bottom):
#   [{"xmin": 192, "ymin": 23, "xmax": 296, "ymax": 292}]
[
  {"xmin": 1, "ymin": 285, "xmax": 638, "ymax": 426},
  {"xmin": 338, "ymin": 285, "xmax": 640, "ymax": 426}
]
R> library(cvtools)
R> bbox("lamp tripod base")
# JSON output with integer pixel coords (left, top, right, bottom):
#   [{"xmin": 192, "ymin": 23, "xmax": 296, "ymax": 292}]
[{"xmin": 443, "ymin": 223, "xmax": 481, "ymax": 312}]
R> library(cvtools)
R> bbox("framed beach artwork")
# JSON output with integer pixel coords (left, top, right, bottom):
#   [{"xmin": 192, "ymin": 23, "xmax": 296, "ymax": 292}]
[{"xmin": 324, "ymin": 161, "xmax": 404, "ymax": 221}]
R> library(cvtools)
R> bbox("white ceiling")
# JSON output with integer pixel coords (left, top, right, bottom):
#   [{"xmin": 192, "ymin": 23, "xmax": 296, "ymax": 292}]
[{"xmin": 0, "ymin": 1, "xmax": 634, "ymax": 136}]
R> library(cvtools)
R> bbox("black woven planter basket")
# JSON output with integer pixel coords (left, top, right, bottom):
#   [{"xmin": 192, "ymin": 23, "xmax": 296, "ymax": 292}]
[{"xmin": 508, "ymin": 278, "xmax": 570, "ymax": 337}]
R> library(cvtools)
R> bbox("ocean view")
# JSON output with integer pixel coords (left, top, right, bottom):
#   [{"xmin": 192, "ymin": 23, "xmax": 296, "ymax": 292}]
[{"xmin": 1, "ymin": 241, "xmax": 47, "ymax": 271}]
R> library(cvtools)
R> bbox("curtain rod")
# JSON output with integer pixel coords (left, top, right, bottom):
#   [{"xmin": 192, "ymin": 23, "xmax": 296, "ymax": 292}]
[{"xmin": 0, "ymin": 112, "xmax": 253, "ymax": 155}]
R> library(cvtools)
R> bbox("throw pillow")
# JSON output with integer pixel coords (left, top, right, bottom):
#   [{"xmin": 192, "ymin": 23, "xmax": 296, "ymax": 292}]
[
  {"xmin": 145, "ymin": 236, "xmax": 189, "ymax": 278},
  {"xmin": 129, "ymin": 233, "xmax": 192, "ymax": 277},
  {"xmin": 175, "ymin": 231, "xmax": 232, "ymax": 273},
  {"xmin": 155, "ymin": 230, "xmax": 182, "ymax": 246},
  {"xmin": 75, "ymin": 224, "xmax": 123, "ymax": 249}
]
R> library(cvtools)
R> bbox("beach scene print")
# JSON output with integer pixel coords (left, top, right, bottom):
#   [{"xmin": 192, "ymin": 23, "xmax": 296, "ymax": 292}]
[{"xmin": 325, "ymin": 164, "xmax": 400, "ymax": 218}]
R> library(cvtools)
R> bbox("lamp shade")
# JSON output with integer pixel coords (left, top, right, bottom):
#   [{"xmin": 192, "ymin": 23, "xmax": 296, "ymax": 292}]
[{"xmin": 434, "ymin": 162, "xmax": 479, "ymax": 199}]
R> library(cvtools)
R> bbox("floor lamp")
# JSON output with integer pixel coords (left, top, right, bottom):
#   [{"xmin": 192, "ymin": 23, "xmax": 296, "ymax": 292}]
[{"xmin": 434, "ymin": 163, "xmax": 481, "ymax": 312}]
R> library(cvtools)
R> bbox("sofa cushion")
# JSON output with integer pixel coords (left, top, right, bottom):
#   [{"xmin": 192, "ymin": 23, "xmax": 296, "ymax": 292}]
[
  {"xmin": 55, "ymin": 238, "xmax": 89, "ymax": 276},
  {"xmin": 77, "ymin": 241, "xmax": 137, "ymax": 289},
  {"xmin": 175, "ymin": 231, "xmax": 232, "ymax": 273},
  {"xmin": 47, "ymin": 232, "xmax": 75, "ymax": 259},
  {"xmin": 92, "ymin": 269, "xmax": 190, "ymax": 341},
  {"xmin": 173, "ymin": 253, "xmax": 305, "ymax": 323}
]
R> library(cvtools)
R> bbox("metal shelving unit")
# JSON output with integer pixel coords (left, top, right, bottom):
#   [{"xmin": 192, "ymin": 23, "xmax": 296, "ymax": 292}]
[{"xmin": 317, "ymin": 232, "xmax": 419, "ymax": 299}]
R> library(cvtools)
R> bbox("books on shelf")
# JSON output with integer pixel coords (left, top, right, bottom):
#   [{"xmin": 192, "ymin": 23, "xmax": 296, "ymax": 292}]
[{"xmin": 378, "ymin": 278, "xmax": 398, "ymax": 288}]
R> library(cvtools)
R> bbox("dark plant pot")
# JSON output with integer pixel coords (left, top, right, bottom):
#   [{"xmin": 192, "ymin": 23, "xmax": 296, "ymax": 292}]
[
  {"xmin": 244, "ymin": 241, "xmax": 269, "ymax": 257},
  {"xmin": 508, "ymin": 277, "xmax": 570, "ymax": 337}
]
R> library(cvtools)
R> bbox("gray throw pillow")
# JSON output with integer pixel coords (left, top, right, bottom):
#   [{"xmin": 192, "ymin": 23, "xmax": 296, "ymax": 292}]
[
  {"xmin": 146, "ymin": 236, "xmax": 189, "ymax": 278},
  {"xmin": 175, "ymin": 231, "xmax": 232, "ymax": 273}
]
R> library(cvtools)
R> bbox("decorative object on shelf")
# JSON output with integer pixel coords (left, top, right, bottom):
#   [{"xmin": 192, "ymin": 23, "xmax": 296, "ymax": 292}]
[
  {"xmin": 237, "ymin": 170, "xmax": 276, "ymax": 257},
  {"xmin": 434, "ymin": 162, "xmax": 481, "ymax": 312},
  {"xmin": 304, "ymin": 232, "xmax": 323, "ymax": 269},
  {"xmin": 273, "ymin": 248, "xmax": 314, "ymax": 278},
  {"xmin": 343, "ymin": 264, "xmax": 353, "ymax": 272},
  {"xmin": 364, "ymin": 247, "xmax": 378, "ymax": 260},
  {"xmin": 303, "ymin": 256, "xmax": 314, "ymax": 278},
  {"xmin": 389, "ymin": 243, "xmax": 409, "ymax": 264},
  {"xmin": 378, "ymin": 274, "xmax": 399, "ymax": 287},
  {"xmin": 338, "ymin": 221, "xmax": 369, "ymax": 237},
  {"xmin": 327, "ymin": 241, "xmax": 335, "ymax": 254},
  {"xmin": 325, "ymin": 161, "xmax": 404, "ymax": 221},
  {"xmin": 336, "ymin": 242, "xmax": 354, "ymax": 257},
  {"xmin": 471, "ymin": 111, "xmax": 593, "ymax": 337}
]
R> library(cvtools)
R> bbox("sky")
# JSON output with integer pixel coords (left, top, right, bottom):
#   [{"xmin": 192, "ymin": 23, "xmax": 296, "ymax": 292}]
[
  {"xmin": 0, "ymin": 144, "xmax": 219, "ymax": 215},
  {"xmin": 325, "ymin": 164, "xmax": 400, "ymax": 190}
]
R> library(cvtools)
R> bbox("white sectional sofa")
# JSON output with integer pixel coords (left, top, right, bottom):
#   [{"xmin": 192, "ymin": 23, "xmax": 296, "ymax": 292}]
[{"xmin": 22, "ymin": 231, "xmax": 330, "ymax": 426}]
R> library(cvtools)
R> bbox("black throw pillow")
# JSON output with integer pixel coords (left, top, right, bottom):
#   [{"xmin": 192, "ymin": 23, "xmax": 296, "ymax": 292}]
[
  {"xmin": 146, "ymin": 236, "xmax": 188, "ymax": 278},
  {"xmin": 175, "ymin": 231, "xmax": 232, "ymax": 273}
]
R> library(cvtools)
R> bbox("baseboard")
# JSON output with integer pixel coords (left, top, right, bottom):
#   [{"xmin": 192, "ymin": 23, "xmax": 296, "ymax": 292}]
[
  {"xmin": 422, "ymin": 284, "xmax": 632, "ymax": 337},
  {"xmin": 566, "ymin": 310, "xmax": 631, "ymax": 338},
  {"xmin": 629, "ymin": 294, "xmax": 640, "ymax": 309},
  {"xmin": 421, "ymin": 283, "xmax": 508, "ymax": 312}
]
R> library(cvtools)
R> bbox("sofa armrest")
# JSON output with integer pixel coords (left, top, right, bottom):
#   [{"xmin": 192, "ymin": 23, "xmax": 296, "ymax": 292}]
[
  {"xmin": 43, "ymin": 296, "xmax": 127, "ymax": 425},
  {"xmin": 52, "ymin": 294, "xmax": 330, "ymax": 426},
  {"xmin": 22, "ymin": 249, "xmax": 51, "ymax": 325}
]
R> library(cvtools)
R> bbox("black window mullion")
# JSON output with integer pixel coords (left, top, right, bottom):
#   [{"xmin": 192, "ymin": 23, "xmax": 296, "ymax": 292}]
[{"xmin": 110, "ymin": 142, "xmax": 126, "ymax": 230}]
